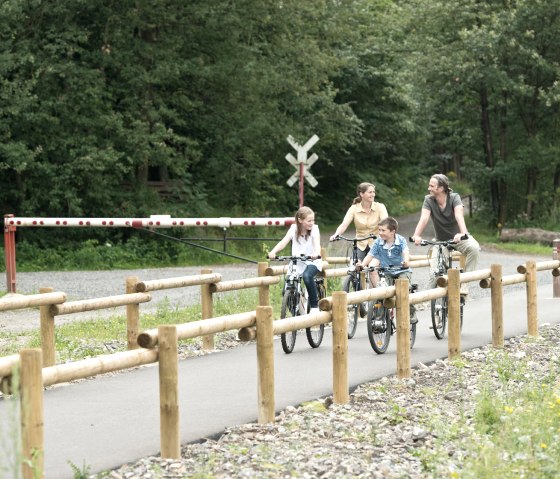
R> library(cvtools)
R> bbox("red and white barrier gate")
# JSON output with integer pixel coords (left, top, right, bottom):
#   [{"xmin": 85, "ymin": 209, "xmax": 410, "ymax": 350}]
[{"xmin": 3, "ymin": 214, "xmax": 294, "ymax": 293}]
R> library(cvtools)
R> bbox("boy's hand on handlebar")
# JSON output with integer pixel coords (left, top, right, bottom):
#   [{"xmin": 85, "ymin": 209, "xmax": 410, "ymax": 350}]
[
  {"xmin": 329, "ymin": 234, "xmax": 339, "ymax": 242},
  {"xmin": 268, "ymin": 252, "xmax": 276, "ymax": 260}
]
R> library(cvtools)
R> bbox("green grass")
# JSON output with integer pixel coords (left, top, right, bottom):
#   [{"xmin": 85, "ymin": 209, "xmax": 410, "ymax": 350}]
[{"xmin": 416, "ymin": 346, "xmax": 560, "ymax": 478}]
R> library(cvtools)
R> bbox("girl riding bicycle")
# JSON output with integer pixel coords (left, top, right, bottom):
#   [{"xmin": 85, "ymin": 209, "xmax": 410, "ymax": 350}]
[
  {"xmin": 268, "ymin": 206, "xmax": 322, "ymax": 314},
  {"xmin": 357, "ymin": 217, "xmax": 418, "ymax": 324}
]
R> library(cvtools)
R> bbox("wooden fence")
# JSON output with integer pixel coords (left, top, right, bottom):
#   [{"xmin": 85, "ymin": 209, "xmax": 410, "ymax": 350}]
[{"xmin": 0, "ymin": 256, "xmax": 558, "ymax": 478}]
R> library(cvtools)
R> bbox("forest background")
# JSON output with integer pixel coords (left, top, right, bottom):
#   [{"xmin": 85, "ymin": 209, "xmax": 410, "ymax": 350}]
[{"xmin": 1, "ymin": 0, "xmax": 559, "ymax": 265}]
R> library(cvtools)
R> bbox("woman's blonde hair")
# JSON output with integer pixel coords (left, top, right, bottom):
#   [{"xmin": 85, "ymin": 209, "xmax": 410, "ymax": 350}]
[
  {"xmin": 352, "ymin": 182, "xmax": 375, "ymax": 205},
  {"xmin": 294, "ymin": 206, "xmax": 314, "ymax": 241}
]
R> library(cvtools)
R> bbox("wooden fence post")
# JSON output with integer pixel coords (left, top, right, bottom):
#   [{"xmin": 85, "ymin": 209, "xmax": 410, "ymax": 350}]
[
  {"xmin": 256, "ymin": 306, "xmax": 275, "ymax": 423},
  {"xmin": 158, "ymin": 325, "xmax": 180, "ymax": 459},
  {"xmin": 126, "ymin": 276, "xmax": 140, "ymax": 350},
  {"xmin": 39, "ymin": 287, "xmax": 55, "ymax": 367},
  {"xmin": 332, "ymin": 291, "xmax": 349, "ymax": 404},
  {"xmin": 525, "ymin": 260, "xmax": 538, "ymax": 337},
  {"xmin": 447, "ymin": 268, "xmax": 461, "ymax": 359},
  {"xmin": 200, "ymin": 268, "xmax": 214, "ymax": 350},
  {"xmin": 490, "ymin": 264, "xmax": 504, "ymax": 348},
  {"xmin": 395, "ymin": 279, "xmax": 411, "ymax": 379},
  {"xmin": 257, "ymin": 262, "xmax": 270, "ymax": 307},
  {"xmin": 20, "ymin": 349, "xmax": 44, "ymax": 479}
]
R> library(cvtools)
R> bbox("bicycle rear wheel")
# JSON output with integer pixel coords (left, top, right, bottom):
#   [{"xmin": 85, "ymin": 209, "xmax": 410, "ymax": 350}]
[
  {"xmin": 343, "ymin": 275, "xmax": 359, "ymax": 339},
  {"xmin": 280, "ymin": 291, "xmax": 298, "ymax": 353},
  {"xmin": 306, "ymin": 281, "xmax": 326, "ymax": 348},
  {"xmin": 431, "ymin": 297, "xmax": 447, "ymax": 339},
  {"xmin": 367, "ymin": 301, "xmax": 391, "ymax": 354}
]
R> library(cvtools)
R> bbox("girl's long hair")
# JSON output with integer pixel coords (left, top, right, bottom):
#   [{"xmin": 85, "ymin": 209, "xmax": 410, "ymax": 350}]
[
  {"xmin": 294, "ymin": 206, "xmax": 314, "ymax": 242},
  {"xmin": 352, "ymin": 182, "xmax": 375, "ymax": 205}
]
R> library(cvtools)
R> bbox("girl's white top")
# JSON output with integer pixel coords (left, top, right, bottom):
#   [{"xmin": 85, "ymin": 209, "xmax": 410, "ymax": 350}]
[{"xmin": 289, "ymin": 224, "xmax": 322, "ymax": 275}]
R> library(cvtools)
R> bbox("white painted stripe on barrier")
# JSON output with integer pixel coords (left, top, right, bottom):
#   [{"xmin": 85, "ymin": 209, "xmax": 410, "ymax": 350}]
[{"xmin": 5, "ymin": 216, "xmax": 294, "ymax": 228}]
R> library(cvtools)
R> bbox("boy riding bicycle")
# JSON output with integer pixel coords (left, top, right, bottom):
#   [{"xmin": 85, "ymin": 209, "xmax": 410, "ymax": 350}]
[{"xmin": 357, "ymin": 217, "xmax": 418, "ymax": 324}]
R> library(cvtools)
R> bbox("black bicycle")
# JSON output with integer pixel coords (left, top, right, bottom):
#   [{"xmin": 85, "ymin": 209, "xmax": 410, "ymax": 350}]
[
  {"xmin": 330, "ymin": 234, "xmax": 376, "ymax": 339},
  {"xmin": 272, "ymin": 255, "xmax": 326, "ymax": 353},
  {"xmin": 365, "ymin": 266, "xmax": 417, "ymax": 354},
  {"xmin": 413, "ymin": 236, "xmax": 467, "ymax": 339}
]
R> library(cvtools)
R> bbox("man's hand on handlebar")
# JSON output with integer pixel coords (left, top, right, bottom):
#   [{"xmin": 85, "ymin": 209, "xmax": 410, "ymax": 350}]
[
  {"xmin": 267, "ymin": 252, "xmax": 276, "ymax": 260},
  {"xmin": 410, "ymin": 235, "xmax": 422, "ymax": 246},
  {"xmin": 329, "ymin": 234, "xmax": 339, "ymax": 242},
  {"xmin": 453, "ymin": 233, "xmax": 469, "ymax": 243}
]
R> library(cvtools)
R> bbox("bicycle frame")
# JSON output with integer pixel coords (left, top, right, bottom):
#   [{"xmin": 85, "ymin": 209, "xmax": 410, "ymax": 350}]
[
  {"xmin": 365, "ymin": 265, "xmax": 417, "ymax": 353},
  {"xmin": 413, "ymin": 236, "xmax": 467, "ymax": 339},
  {"xmin": 271, "ymin": 254, "xmax": 325, "ymax": 353},
  {"xmin": 330, "ymin": 234, "xmax": 376, "ymax": 339}
]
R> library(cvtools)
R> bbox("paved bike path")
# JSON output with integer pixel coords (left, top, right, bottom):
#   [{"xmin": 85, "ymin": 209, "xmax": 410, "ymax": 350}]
[{"xmin": 0, "ymin": 284, "xmax": 558, "ymax": 478}]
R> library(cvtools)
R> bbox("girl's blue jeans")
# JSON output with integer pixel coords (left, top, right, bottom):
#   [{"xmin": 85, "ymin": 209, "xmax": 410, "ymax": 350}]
[{"xmin": 302, "ymin": 264, "xmax": 319, "ymax": 308}]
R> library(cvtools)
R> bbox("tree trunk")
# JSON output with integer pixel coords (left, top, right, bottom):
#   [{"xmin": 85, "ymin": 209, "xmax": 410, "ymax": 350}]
[
  {"xmin": 479, "ymin": 86, "xmax": 500, "ymax": 215},
  {"xmin": 526, "ymin": 166, "xmax": 537, "ymax": 220}
]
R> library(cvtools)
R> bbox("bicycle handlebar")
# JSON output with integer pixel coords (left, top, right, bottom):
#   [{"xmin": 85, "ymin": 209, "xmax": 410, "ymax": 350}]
[
  {"xmin": 330, "ymin": 234, "xmax": 376, "ymax": 243},
  {"xmin": 409, "ymin": 234, "xmax": 468, "ymax": 246}
]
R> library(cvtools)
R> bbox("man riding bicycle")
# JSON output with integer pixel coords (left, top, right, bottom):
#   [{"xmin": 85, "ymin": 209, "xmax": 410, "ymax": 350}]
[{"xmin": 410, "ymin": 173, "xmax": 480, "ymax": 293}]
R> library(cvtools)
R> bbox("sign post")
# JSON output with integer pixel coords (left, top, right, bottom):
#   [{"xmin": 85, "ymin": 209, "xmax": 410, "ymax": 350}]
[{"xmin": 286, "ymin": 134, "xmax": 319, "ymax": 207}]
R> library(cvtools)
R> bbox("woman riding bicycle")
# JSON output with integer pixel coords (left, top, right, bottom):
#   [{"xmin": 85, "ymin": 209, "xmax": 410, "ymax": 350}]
[
  {"xmin": 329, "ymin": 182, "xmax": 388, "ymax": 261},
  {"xmin": 357, "ymin": 217, "xmax": 418, "ymax": 324},
  {"xmin": 268, "ymin": 206, "xmax": 322, "ymax": 314}
]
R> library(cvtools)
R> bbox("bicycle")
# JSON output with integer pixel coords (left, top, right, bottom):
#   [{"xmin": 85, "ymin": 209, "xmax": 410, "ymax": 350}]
[
  {"xmin": 330, "ymin": 234, "xmax": 376, "ymax": 339},
  {"xmin": 412, "ymin": 235, "xmax": 467, "ymax": 339},
  {"xmin": 365, "ymin": 266, "xmax": 417, "ymax": 354},
  {"xmin": 272, "ymin": 255, "xmax": 326, "ymax": 354}
]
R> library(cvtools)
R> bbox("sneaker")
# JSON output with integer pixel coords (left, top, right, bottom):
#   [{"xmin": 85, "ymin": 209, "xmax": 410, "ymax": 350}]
[
  {"xmin": 460, "ymin": 286, "xmax": 469, "ymax": 296},
  {"xmin": 310, "ymin": 307, "xmax": 320, "ymax": 315},
  {"xmin": 410, "ymin": 313, "xmax": 418, "ymax": 325}
]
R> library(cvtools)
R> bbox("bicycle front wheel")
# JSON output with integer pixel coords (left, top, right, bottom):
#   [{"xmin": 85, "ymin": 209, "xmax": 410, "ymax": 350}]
[
  {"xmin": 410, "ymin": 320, "xmax": 417, "ymax": 349},
  {"xmin": 280, "ymin": 291, "xmax": 298, "ymax": 353},
  {"xmin": 306, "ymin": 282, "xmax": 326, "ymax": 348},
  {"xmin": 431, "ymin": 297, "xmax": 447, "ymax": 339},
  {"xmin": 367, "ymin": 301, "xmax": 391, "ymax": 354},
  {"xmin": 343, "ymin": 275, "xmax": 359, "ymax": 339}
]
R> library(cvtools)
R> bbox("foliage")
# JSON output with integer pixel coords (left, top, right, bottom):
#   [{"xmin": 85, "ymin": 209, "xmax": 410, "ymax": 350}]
[{"xmin": 1, "ymin": 0, "xmax": 558, "ymax": 244}]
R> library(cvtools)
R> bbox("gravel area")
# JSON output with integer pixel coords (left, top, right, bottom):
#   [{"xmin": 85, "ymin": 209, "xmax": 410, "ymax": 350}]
[{"xmin": 94, "ymin": 322, "xmax": 560, "ymax": 479}]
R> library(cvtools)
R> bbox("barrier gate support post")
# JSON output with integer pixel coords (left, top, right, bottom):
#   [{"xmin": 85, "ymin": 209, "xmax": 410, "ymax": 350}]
[
  {"xmin": 4, "ymin": 214, "xmax": 17, "ymax": 293},
  {"xmin": 554, "ymin": 239, "xmax": 560, "ymax": 298}
]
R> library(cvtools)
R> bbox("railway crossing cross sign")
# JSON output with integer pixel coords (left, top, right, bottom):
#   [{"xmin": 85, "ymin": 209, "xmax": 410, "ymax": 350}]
[{"xmin": 285, "ymin": 134, "xmax": 319, "ymax": 207}]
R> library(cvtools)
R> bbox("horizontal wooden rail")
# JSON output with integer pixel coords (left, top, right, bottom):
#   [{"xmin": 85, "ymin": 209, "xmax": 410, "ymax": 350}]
[
  {"xmin": 138, "ymin": 311, "xmax": 257, "ymax": 348},
  {"xmin": 136, "ymin": 273, "xmax": 222, "ymax": 292},
  {"xmin": 325, "ymin": 257, "xmax": 349, "ymax": 264},
  {"xmin": 517, "ymin": 260, "xmax": 560, "ymax": 274},
  {"xmin": 273, "ymin": 311, "xmax": 331, "ymax": 335},
  {"xmin": 436, "ymin": 269, "xmax": 491, "ymax": 287},
  {"xmin": 319, "ymin": 285, "xmax": 396, "ymax": 311},
  {"xmin": 51, "ymin": 293, "xmax": 151, "ymax": 316},
  {"xmin": 409, "ymin": 287, "xmax": 447, "ymax": 304},
  {"xmin": 210, "ymin": 276, "xmax": 280, "ymax": 293},
  {"xmin": 0, "ymin": 292, "xmax": 67, "ymax": 312},
  {"xmin": 0, "ymin": 354, "xmax": 19, "ymax": 378},
  {"xmin": 42, "ymin": 349, "xmax": 159, "ymax": 387}
]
